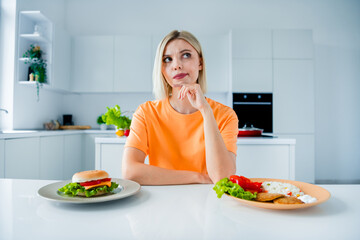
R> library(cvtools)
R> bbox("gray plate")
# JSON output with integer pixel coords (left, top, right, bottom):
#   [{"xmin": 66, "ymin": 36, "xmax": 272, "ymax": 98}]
[{"xmin": 37, "ymin": 178, "xmax": 141, "ymax": 204}]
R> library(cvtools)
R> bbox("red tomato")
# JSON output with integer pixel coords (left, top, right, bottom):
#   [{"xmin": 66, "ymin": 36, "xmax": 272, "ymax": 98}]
[
  {"xmin": 79, "ymin": 178, "xmax": 111, "ymax": 186},
  {"xmin": 229, "ymin": 175, "xmax": 263, "ymax": 193},
  {"xmin": 124, "ymin": 129, "xmax": 130, "ymax": 137}
]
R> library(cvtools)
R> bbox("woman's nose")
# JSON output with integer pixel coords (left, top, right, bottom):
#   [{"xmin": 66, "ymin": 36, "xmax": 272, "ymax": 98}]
[{"xmin": 172, "ymin": 58, "xmax": 182, "ymax": 70}]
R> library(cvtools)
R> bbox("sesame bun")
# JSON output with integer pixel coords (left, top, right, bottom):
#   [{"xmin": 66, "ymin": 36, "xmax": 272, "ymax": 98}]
[{"xmin": 72, "ymin": 170, "xmax": 109, "ymax": 183}]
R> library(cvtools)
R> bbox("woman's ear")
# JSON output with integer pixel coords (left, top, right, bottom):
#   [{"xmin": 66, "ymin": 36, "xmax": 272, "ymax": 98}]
[{"xmin": 199, "ymin": 58, "xmax": 203, "ymax": 70}]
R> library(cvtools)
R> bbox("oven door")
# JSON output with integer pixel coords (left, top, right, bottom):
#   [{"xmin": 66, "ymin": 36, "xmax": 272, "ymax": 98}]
[{"xmin": 233, "ymin": 93, "xmax": 273, "ymax": 133}]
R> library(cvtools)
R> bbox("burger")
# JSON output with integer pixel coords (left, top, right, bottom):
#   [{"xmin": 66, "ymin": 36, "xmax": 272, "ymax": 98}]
[{"xmin": 58, "ymin": 170, "xmax": 119, "ymax": 197}]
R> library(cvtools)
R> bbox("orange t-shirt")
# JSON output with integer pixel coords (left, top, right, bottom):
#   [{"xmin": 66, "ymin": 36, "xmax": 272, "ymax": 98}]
[{"xmin": 125, "ymin": 97, "xmax": 238, "ymax": 174}]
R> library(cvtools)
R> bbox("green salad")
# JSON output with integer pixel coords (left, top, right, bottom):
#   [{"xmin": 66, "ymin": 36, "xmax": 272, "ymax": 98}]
[
  {"xmin": 58, "ymin": 182, "xmax": 119, "ymax": 197},
  {"xmin": 213, "ymin": 178, "xmax": 257, "ymax": 200}
]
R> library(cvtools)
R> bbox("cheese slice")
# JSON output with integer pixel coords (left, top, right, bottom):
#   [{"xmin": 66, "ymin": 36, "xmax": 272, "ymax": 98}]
[{"xmin": 83, "ymin": 181, "xmax": 112, "ymax": 190}]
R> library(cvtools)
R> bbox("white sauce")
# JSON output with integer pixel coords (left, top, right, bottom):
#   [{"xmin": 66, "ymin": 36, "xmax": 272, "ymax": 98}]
[{"xmin": 298, "ymin": 194, "xmax": 317, "ymax": 204}]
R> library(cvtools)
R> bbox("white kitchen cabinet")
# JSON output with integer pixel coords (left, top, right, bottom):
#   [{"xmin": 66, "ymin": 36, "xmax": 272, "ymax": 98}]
[
  {"xmin": 84, "ymin": 133, "xmax": 114, "ymax": 171},
  {"xmin": 5, "ymin": 137, "xmax": 40, "ymax": 179},
  {"xmin": 197, "ymin": 34, "xmax": 230, "ymax": 92},
  {"xmin": 236, "ymin": 144, "xmax": 295, "ymax": 180},
  {"xmin": 273, "ymin": 29, "xmax": 313, "ymax": 59},
  {"xmin": 40, "ymin": 136, "xmax": 64, "ymax": 180},
  {"xmin": 0, "ymin": 140, "xmax": 4, "ymax": 178},
  {"xmin": 63, "ymin": 134, "xmax": 83, "ymax": 180},
  {"xmin": 71, "ymin": 36, "xmax": 114, "ymax": 92},
  {"xmin": 114, "ymin": 35, "xmax": 152, "ymax": 92},
  {"xmin": 52, "ymin": 27, "xmax": 71, "ymax": 91},
  {"xmin": 96, "ymin": 143, "xmax": 124, "ymax": 178},
  {"xmin": 273, "ymin": 60, "xmax": 314, "ymax": 134},
  {"xmin": 232, "ymin": 29, "xmax": 272, "ymax": 59},
  {"xmin": 232, "ymin": 59, "xmax": 272, "ymax": 92},
  {"xmin": 276, "ymin": 134, "xmax": 315, "ymax": 183}
]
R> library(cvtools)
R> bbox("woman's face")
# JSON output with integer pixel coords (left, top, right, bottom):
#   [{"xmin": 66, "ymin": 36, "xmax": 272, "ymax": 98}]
[{"xmin": 161, "ymin": 39, "xmax": 202, "ymax": 88}]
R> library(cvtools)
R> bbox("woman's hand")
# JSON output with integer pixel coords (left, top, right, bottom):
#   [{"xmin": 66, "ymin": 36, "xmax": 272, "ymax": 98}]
[{"xmin": 176, "ymin": 83, "xmax": 209, "ymax": 111}]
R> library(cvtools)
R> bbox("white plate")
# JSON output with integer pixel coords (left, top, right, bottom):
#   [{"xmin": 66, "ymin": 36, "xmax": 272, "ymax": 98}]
[{"xmin": 38, "ymin": 178, "xmax": 141, "ymax": 204}]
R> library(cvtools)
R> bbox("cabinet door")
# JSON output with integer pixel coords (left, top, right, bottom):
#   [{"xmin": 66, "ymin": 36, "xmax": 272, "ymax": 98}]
[
  {"xmin": 0, "ymin": 140, "xmax": 4, "ymax": 178},
  {"xmin": 236, "ymin": 145, "xmax": 291, "ymax": 179},
  {"xmin": 5, "ymin": 138, "xmax": 40, "ymax": 179},
  {"xmin": 40, "ymin": 136, "xmax": 64, "ymax": 180},
  {"xmin": 52, "ymin": 28, "xmax": 71, "ymax": 91},
  {"xmin": 273, "ymin": 60, "xmax": 314, "ymax": 133},
  {"xmin": 96, "ymin": 143, "xmax": 124, "ymax": 178},
  {"xmin": 71, "ymin": 36, "xmax": 114, "ymax": 92},
  {"xmin": 273, "ymin": 29, "xmax": 313, "ymax": 59},
  {"xmin": 63, "ymin": 134, "xmax": 83, "ymax": 180},
  {"xmin": 232, "ymin": 59, "xmax": 272, "ymax": 92},
  {"xmin": 232, "ymin": 29, "xmax": 272, "ymax": 59},
  {"xmin": 277, "ymin": 134, "xmax": 314, "ymax": 183},
  {"xmin": 84, "ymin": 133, "xmax": 114, "ymax": 171},
  {"xmin": 198, "ymin": 34, "xmax": 230, "ymax": 92},
  {"xmin": 114, "ymin": 36, "xmax": 152, "ymax": 92}
]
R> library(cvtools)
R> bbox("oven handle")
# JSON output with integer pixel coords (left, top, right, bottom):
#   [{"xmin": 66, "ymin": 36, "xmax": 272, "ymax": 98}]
[{"xmin": 233, "ymin": 102, "xmax": 272, "ymax": 105}]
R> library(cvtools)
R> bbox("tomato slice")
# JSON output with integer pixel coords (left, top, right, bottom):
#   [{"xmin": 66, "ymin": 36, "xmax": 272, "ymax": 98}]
[
  {"xmin": 79, "ymin": 178, "xmax": 111, "ymax": 186},
  {"xmin": 229, "ymin": 175, "xmax": 263, "ymax": 193}
]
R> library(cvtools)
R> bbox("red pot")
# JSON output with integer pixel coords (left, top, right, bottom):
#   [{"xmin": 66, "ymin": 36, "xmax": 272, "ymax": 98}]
[{"xmin": 238, "ymin": 123, "xmax": 263, "ymax": 137}]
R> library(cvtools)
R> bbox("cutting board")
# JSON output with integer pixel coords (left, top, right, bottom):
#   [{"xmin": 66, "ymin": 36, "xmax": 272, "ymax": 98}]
[{"xmin": 60, "ymin": 125, "xmax": 91, "ymax": 130}]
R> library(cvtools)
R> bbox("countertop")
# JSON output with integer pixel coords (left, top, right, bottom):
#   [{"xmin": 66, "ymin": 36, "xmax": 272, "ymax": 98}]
[
  {"xmin": 0, "ymin": 129, "xmax": 116, "ymax": 139},
  {"xmin": 95, "ymin": 136, "xmax": 296, "ymax": 145},
  {"xmin": 1, "ymin": 179, "xmax": 359, "ymax": 240}
]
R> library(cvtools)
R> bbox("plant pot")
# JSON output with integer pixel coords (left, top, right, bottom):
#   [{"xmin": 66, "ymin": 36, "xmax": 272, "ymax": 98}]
[{"xmin": 100, "ymin": 124, "xmax": 107, "ymax": 131}]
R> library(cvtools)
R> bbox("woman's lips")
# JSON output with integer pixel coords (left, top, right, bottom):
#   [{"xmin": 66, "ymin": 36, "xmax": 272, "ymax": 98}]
[{"xmin": 173, "ymin": 73, "xmax": 188, "ymax": 80}]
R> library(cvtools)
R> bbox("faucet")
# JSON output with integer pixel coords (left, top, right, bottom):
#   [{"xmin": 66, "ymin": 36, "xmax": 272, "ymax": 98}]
[{"xmin": 0, "ymin": 108, "xmax": 8, "ymax": 114}]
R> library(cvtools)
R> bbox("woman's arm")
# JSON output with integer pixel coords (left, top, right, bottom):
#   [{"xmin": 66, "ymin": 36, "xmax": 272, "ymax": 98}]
[
  {"xmin": 179, "ymin": 84, "xmax": 236, "ymax": 183},
  {"xmin": 122, "ymin": 147, "xmax": 213, "ymax": 185},
  {"xmin": 200, "ymin": 106, "xmax": 236, "ymax": 183}
]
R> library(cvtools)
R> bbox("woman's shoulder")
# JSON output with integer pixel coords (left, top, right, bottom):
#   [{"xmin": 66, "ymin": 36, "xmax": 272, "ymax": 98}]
[
  {"xmin": 206, "ymin": 98, "xmax": 237, "ymax": 119},
  {"xmin": 206, "ymin": 98, "xmax": 233, "ymax": 111},
  {"xmin": 136, "ymin": 99, "xmax": 167, "ymax": 114}
]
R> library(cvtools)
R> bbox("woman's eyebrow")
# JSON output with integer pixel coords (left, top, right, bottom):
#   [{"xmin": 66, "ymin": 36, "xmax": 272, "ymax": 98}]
[{"xmin": 163, "ymin": 49, "xmax": 192, "ymax": 57}]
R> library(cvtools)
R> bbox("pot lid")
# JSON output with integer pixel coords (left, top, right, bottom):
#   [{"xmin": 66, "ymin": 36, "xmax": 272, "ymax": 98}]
[{"xmin": 239, "ymin": 123, "xmax": 263, "ymax": 131}]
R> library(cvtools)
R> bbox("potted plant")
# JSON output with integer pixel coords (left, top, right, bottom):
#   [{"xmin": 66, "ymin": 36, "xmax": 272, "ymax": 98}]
[
  {"xmin": 102, "ymin": 105, "xmax": 131, "ymax": 137},
  {"xmin": 97, "ymin": 114, "xmax": 107, "ymax": 130},
  {"xmin": 23, "ymin": 44, "xmax": 47, "ymax": 101}
]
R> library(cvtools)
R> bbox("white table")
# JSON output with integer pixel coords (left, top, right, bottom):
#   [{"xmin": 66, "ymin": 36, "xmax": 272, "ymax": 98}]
[{"xmin": 1, "ymin": 179, "xmax": 359, "ymax": 240}]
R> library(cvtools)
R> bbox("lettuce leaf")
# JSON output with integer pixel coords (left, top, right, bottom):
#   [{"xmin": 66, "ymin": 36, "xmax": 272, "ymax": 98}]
[
  {"xmin": 58, "ymin": 182, "xmax": 119, "ymax": 197},
  {"xmin": 213, "ymin": 178, "xmax": 257, "ymax": 200}
]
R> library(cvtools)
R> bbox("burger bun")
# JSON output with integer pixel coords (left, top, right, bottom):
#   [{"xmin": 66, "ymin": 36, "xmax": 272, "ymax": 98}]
[{"xmin": 72, "ymin": 170, "xmax": 109, "ymax": 183}]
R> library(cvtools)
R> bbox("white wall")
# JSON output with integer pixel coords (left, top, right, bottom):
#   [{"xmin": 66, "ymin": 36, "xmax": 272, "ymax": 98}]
[
  {"xmin": 13, "ymin": 0, "xmax": 67, "ymax": 129},
  {"xmin": 0, "ymin": 0, "xmax": 17, "ymax": 130},
  {"xmin": 10, "ymin": 0, "xmax": 360, "ymax": 183}
]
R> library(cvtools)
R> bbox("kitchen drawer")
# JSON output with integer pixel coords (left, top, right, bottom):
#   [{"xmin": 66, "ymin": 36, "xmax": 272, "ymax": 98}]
[
  {"xmin": 5, "ymin": 137, "xmax": 40, "ymax": 179},
  {"xmin": 0, "ymin": 140, "xmax": 4, "ymax": 178},
  {"xmin": 236, "ymin": 144, "xmax": 295, "ymax": 180}
]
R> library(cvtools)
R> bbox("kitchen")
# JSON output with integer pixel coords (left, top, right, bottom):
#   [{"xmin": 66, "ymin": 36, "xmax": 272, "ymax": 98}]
[{"xmin": 0, "ymin": 0, "xmax": 360, "ymax": 239}]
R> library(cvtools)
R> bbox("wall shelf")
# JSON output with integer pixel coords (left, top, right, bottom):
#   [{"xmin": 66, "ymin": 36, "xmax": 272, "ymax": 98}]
[{"xmin": 17, "ymin": 11, "xmax": 53, "ymax": 84}]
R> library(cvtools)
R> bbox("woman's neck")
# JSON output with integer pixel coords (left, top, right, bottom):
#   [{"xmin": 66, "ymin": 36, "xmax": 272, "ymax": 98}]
[{"xmin": 169, "ymin": 95, "xmax": 198, "ymax": 114}]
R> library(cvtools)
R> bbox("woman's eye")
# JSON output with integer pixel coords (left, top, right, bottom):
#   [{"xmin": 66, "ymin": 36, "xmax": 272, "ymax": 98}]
[
  {"xmin": 183, "ymin": 53, "xmax": 191, "ymax": 58},
  {"xmin": 163, "ymin": 57, "xmax": 172, "ymax": 63}
]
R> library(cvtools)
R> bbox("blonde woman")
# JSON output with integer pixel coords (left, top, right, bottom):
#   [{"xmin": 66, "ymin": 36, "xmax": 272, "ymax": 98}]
[{"xmin": 122, "ymin": 30, "xmax": 238, "ymax": 185}]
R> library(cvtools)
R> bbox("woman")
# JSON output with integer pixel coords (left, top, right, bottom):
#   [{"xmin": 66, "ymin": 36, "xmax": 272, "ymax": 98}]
[{"xmin": 122, "ymin": 30, "xmax": 238, "ymax": 185}]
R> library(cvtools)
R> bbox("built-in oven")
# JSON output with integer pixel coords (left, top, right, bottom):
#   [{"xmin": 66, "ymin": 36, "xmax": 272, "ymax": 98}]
[{"xmin": 233, "ymin": 93, "xmax": 273, "ymax": 133}]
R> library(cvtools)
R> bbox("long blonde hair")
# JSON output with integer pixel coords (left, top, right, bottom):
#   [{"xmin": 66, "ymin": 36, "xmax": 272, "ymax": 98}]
[{"xmin": 152, "ymin": 30, "xmax": 207, "ymax": 100}]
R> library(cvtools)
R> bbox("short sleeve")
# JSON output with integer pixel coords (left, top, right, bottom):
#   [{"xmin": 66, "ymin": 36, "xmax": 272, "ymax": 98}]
[
  {"xmin": 124, "ymin": 105, "xmax": 149, "ymax": 155},
  {"xmin": 219, "ymin": 109, "xmax": 238, "ymax": 155}
]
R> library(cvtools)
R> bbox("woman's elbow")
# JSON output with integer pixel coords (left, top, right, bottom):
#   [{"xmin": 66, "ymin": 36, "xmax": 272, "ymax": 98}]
[{"xmin": 210, "ymin": 166, "xmax": 236, "ymax": 183}]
